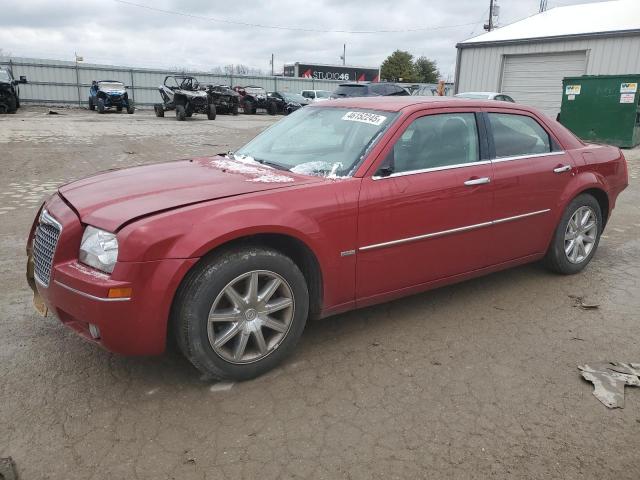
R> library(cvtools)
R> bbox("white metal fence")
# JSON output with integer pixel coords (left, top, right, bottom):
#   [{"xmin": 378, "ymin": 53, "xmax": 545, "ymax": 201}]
[{"xmin": 0, "ymin": 57, "xmax": 346, "ymax": 108}]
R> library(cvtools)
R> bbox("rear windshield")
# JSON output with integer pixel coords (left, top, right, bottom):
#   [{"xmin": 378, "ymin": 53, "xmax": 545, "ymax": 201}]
[{"xmin": 333, "ymin": 85, "xmax": 368, "ymax": 97}]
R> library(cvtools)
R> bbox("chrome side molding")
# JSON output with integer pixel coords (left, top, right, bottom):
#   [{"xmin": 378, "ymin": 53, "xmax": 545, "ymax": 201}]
[{"xmin": 359, "ymin": 209, "xmax": 551, "ymax": 252}]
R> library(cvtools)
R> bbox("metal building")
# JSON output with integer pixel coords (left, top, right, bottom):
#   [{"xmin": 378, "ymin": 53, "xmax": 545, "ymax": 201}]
[{"xmin": 454, "ymin": 0, "xmax": 640, "ymax": 116}]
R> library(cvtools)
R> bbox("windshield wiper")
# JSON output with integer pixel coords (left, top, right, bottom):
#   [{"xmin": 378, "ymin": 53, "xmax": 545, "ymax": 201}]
[{"xmin": 253, "ymin": 158, "xmax": 289, "ymax": 171}]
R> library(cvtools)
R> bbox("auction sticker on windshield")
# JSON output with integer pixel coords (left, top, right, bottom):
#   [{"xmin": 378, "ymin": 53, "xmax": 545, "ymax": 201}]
[{"xmin": 342, "ymin": 111, "xmax": 387, "ymax": 126}]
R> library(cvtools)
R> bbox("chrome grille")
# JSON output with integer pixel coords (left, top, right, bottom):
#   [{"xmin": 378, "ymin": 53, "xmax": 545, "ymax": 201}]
[{"xmin": 32, "ymin": 209, "xmax": 62, "ymax": 287}]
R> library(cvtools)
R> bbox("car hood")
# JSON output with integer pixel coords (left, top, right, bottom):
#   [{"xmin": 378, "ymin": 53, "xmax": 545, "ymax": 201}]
[{"xmin": 58, "ymin": 156, "xmax": 319, "ymax": 231}]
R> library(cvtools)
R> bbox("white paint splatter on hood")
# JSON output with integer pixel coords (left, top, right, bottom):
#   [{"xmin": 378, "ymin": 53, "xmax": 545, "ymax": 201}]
[{"xmin": 209, "ymin": 156, "xmax": 294, "ymax": 183}]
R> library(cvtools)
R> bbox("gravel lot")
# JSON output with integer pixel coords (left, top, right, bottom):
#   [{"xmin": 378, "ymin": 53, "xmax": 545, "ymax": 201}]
[{"xmin": 1, "ymin": 106, "xmax": 639, "ymax": 480}]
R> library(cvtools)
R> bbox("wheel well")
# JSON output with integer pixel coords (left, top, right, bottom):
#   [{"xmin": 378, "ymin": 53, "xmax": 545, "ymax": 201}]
[
  {"xmin": 580, "ymin": 188, "xmax": 610, "ymax": 227},
  {"xmin": 181, "ymin": 233, "xmax": 323, "ymax": 319}
]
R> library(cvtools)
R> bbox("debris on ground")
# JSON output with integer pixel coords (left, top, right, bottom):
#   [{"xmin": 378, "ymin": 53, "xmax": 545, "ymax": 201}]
[
  {"xmin": 578, "ymin": 362, "xmax": 640, "ymax": 408},
  {"xmin": 569, "ymin": 295, "xmax": 600, "ymax": 310},
  {"xmin": 0, "ymin": 457, "xmax": 18, "ymax": 480}
]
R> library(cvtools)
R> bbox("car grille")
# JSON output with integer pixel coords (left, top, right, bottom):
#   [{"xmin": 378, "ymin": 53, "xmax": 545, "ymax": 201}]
[
  {"xmin": 192, "ymin": 97, "xmax": 206, "ymax": 106},
  {"xmin": 32, "ymin": 209, "xmax": 62, "ymax": 287},
  {"xmin": 110, "ymin": 94, "xmax": 122, "ymax": 101}
]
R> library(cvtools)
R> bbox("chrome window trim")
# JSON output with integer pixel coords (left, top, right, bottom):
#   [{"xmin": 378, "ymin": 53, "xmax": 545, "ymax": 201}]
[
  {"xmin": 491, "ymin": 150, "xmax": 566, "ymax": 163},
  {"xmin": 53, "ymin": 280, "xmax": 131, "ymax": 302},
  {"xmin": 372, "ymin": 160, "xmax": 492, "ymax": 180},
  {"xmin": 359, "ymin": 209, "xmax": 550, "ymax": 252}
]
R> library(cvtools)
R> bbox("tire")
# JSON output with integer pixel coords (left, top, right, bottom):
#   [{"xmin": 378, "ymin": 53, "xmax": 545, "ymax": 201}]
[
  {"xmin": 173, "ymin": 247, "xmax": 309, "ymax": 381},
  {"xmin": 16, "ymin": 96, "xmax": 20, "ymax": 109},
  {"xmin": 243, "ymin": 100, "xmax": 255, "ymax": 114},
  {"xmin": 176, "ymin": 104, "xmax": 186, "ymax": 121},
  {"xmin": 88, "ymin": 98, "xmax": 95, "ymax": 111},
  {"xmin": 544, "ymin": 193, "xmax": 602, "ymax": 275},
  {"xmin": 154, "ymin": 104, "xmax": 164, "ymax": 117},
  {"xmin": 127, "ymin": 105, "xmax": 135, "ymax": 114},
  {"xmin": 267, "ymin": 101, "xmax": 277, "ymax": 116},
  {"xmin": 207, "ymin": 103, "xmax": 216, "ymax": 120},
  {"xmin": 232, "ymin": 104, "xmax": 239, "ymax": 116},
  {"xmin": 7, "ymin": 96, "xmax": 17, "ymax": 114},
  {"xmin": 97, "ymin": 98, "xmax": 105, "ymax": 114}
]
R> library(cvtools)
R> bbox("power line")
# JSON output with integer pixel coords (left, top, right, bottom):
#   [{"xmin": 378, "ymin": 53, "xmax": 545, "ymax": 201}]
[{"xmin": 113, "ymin": 0, "xmax": 479, "ymax": 34}]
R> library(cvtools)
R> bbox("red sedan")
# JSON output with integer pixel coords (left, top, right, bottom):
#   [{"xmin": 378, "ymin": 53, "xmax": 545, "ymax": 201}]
[{"xmin": 27, "ymin": 97, "xmax": 628, "ymax": 380}]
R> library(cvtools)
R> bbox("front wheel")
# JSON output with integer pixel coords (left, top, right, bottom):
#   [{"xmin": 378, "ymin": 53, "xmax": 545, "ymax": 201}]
[
  {"xmin": 97, "ymin": 98, "xmax": 105, "ymax": 113},
  {"xmin": 231, "ymin": 104, "xmax": 239, "ymax": 116},
  {"xmin": 154, "ymin": 104, "xmax": 164, "ymax": 117},
  {"xmin": 176, "ymin": 104, "xmax": 186, "ymax": 121},
  {"xmin": 207, "ymin": 103, "xmax": 216, "ymax": 120},
  {"xmin": 544, "ymin": 194, "xmax": 602, "ymax": 274},
  {"xmin": 173, "ymin": 247, "xmax": 309, "ymax": 381},
  {"xmin": 127, "ymin": 105, "xmax": 135, "ymax": 114}
]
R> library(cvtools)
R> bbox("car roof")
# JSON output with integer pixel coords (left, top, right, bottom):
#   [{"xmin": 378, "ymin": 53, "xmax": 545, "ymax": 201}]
[{"xmin": 311, "ymin": 96, "xmax": 528, "ymax": 113}]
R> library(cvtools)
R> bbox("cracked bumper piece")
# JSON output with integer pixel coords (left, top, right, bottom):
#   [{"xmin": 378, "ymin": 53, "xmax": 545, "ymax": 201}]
[{"xmin": 27, "ymin": 194, "xmax": 197, "ymax": 356}]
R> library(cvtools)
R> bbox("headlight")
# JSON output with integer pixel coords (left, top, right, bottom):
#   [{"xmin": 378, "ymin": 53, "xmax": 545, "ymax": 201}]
[{"xmin": 79, "ymin": 226, "xmax": 118, "ymax": 273}]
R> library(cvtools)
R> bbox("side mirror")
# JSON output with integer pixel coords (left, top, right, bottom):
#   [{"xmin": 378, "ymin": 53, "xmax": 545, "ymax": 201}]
[{"xmin": 19, "ymin": 75, "xmax": 27, "ymax": 84}]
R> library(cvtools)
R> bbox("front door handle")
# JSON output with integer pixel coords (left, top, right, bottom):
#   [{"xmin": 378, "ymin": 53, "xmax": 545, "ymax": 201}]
[
  {"xmin": 553, "ymin": 165, "xmax": 572, "ymax": 173},
  {"xmin": 464, "ymin": 177, "xmax": 491, "ymax": 186}
]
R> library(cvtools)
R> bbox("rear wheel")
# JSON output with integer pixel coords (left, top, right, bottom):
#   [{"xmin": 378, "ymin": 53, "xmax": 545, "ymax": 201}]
[
  {"xmin": 544, "ymin": 194, "xmax": 602, "ymax": 274},
  {"xmin": 231, "ymin": 104, "xmax": 239, "ymax": 116},
  {"xmin": 97, "ymin": 98, "xmax": 105, "ymax": 114},
  {"xmin": 173, "ymin": 247, "xmax": 309, "ymax": 381},
  {"xmin": 154, "ymin": 104, "xmax": 164, "ymax": 117},
  {"xmin": 207, "ymin": 103, "xmax": 216, "ymax": 120},
  {"xmin": 267, "ymin": 101, "xmax": 277, "ymax": 116},
  {"xmin": 243, "ymin": 100, "xmax": 255, "ymax": 114},
  {"xmin": 176, "ymin": 104, "xmax": 186, "ymax": 121}
]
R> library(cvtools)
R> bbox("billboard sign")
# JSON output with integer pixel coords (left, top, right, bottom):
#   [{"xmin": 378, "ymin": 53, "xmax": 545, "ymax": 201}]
[{"xmin": 284, "ymin": 63, "xmax": 379, "ymax": 82}]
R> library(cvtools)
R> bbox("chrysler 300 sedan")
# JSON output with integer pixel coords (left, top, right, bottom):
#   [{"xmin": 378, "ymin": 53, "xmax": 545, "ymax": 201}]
[{"xmin": 27, "ymin": 97, "xmax": 628, "ymax": 380}]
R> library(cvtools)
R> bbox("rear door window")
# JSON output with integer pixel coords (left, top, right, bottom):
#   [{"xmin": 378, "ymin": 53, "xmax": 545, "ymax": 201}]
[{"xmin": 488, "ymin": 113, "xmax": 551, "ymax": 158}]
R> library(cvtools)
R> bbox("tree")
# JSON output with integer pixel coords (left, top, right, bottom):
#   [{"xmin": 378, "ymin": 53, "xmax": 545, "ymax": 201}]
[
  {"xmin": 380, "ymin": 50, "xmax": 417, "ymax": 82},
  {"xmin": 414, "ymin": 56, "xmax": 440, "ymax": 83}
]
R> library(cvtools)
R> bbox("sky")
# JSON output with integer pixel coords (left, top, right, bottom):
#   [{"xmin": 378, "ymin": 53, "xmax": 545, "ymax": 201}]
[{"xmin": 0, "ymin": 0, "xmax": 607, "ymax": 79}]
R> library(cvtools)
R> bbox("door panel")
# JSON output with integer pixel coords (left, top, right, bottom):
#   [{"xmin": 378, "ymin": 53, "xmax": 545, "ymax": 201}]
[
  {"xmin": 486, "ymin": 111, "xmax": 575, "ymax": 263},
  {"xmin": 356, "ymin": 110, "xmax": 493, "ymax": 301}
]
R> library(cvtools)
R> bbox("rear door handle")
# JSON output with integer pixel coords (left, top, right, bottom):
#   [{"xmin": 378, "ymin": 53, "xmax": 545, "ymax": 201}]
[
  {"xmin": 464, "ymin": 177, "xmax": 491, "ymax": 186},
  {"xmin": 553, "ymin": 165, "xmax": 572, "ymax": 173}
]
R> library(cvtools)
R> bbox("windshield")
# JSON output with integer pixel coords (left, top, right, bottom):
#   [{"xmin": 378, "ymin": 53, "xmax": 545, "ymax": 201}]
[
  {"xmin": 333, "ymin": 85, "xmax": 367, "ymax": 97},
  {"xmin": 0, "ymin": 69, "xmax": 10, "ymax": 82},
  {"xmin": 235, "ymin": 107, "xmax": 397, "ymax": 177},
  {"xmin": 283, "ymin": 93, "xmax": 306, "ymax": 103},
  {"xmin": 99, "ymin": 82, "xmax": 125, "ymax": 90}
]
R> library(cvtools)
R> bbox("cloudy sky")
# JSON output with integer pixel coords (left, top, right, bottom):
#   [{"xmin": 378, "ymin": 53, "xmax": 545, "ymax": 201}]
[{"xmin": 1, "ymin": 0, "xmax": 606, "ymax": 78}]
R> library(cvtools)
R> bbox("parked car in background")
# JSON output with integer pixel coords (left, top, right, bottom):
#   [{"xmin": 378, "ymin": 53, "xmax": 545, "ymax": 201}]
[
  {"xmin": 89, "ymin": 80, "xmax": 135, "ymax": 114},
  {"xmin": 207, "ymin": 85, "xmax": 240, "ymax": 116},
  {"xmin": 268, "ymin": 91, "xmax": 310, "ymax": 114},
  {"xmin": 301, "ymin": 90, "xmax": 332, "ymax": 102},
  {"xmin": 455, "ymin": 92, "xmax": 515, "ymax": 102},
  {"xmin": 26, "ymin": 96, "xmax": 628, "ymax": 381},
  {"xmin": 234, "ymin": 86, "xmax": 277, "ymax": 115},
  {"xmin": 0, "ymin": 67, "xmax": 27, "ymax": 114},
  {"xmin": 331, "ymin": 82, "xmax": 410, "ymax": 98},
  {"xmin": 154, "ymin": 76, "xmax": 216, "ymax": 121}
]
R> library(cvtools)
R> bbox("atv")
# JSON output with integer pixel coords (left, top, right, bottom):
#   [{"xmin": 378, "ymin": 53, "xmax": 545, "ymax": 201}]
[
  {"xmin": 0, "ymin": 67, "xmax": 27, "ymax": 114},
  {"xmin": 207, "ymin": 85, "xmax": 240, "ymax": 115},
  {"xmin": 89, "ymin": 80, "xmax": 135, "ymax": 114},
  {"xmin": 233, "ymin": 86, "xmax": 278, "ymax": 115},
  {"xmin": 154, "ymin": 76, "xmax": 216, "ymax": 121}
]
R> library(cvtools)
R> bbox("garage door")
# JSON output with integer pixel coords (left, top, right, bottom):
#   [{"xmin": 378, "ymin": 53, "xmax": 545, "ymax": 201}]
[{"xmin": 501, "ymin": 51, "xmax": 586, "ymax": 117}]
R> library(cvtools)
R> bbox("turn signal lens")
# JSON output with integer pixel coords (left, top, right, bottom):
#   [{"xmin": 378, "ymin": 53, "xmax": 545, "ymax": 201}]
[{"xmin": 108, "ymin": 287, "xmax": 132, "ymax": 299}]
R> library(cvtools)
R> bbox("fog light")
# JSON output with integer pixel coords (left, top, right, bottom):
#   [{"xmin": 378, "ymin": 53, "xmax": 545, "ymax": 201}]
[{"xmin": 89, "ymin": 323, "xmax": 101, "ymax": 339}]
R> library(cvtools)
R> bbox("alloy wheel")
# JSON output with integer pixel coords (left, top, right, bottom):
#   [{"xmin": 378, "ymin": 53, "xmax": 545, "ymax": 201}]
[
  {"xmin": 207, "ymin": 270, "xmax": 295, "ymax": 364},
  {"xmin": 564, "ymin": 206, "xmax": 598, "ymax": 264}
]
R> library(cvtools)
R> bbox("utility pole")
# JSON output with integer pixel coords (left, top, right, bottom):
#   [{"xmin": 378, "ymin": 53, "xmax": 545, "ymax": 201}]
[
  {"xmin": 488, "ymin": 0, "xmax": 494, "ymax": 31},
  {"xmin": 340, "ymin": 44, "xmax": 346, "ymax": 66},
  {"xmin": 270, "ymin": 53, "xmax": 274, "ymax": 76}
]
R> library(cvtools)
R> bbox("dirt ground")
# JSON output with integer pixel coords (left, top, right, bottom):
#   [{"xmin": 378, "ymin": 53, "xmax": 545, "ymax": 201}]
[{"xmin": 1, "ymin": 106, "xmax": 639, "ymax": 480}]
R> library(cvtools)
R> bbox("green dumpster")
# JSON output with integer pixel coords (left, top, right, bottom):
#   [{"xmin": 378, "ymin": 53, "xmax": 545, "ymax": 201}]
[{"xmin": 559, "ymin": 74, "xmax": 640, "ymax": 148}]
